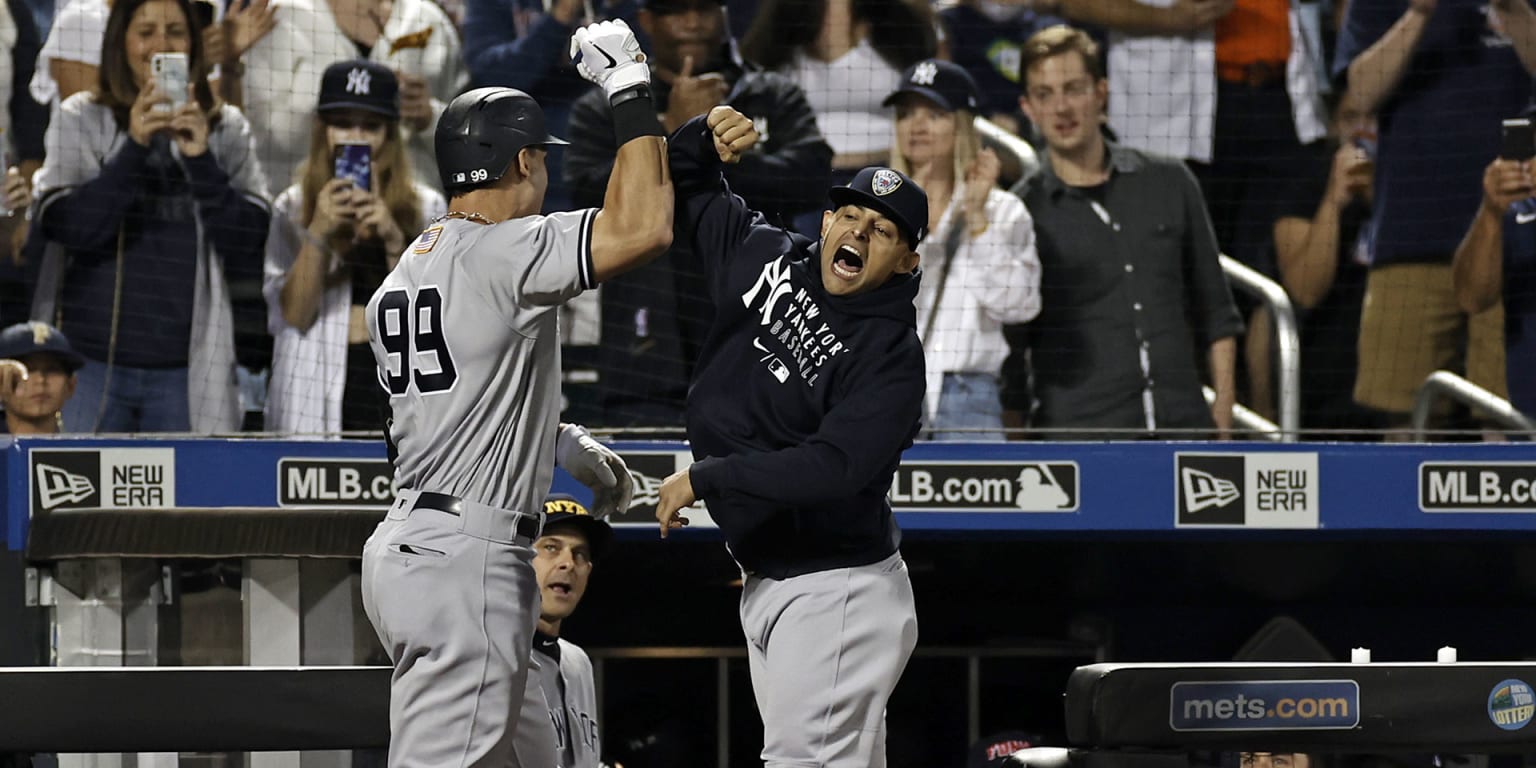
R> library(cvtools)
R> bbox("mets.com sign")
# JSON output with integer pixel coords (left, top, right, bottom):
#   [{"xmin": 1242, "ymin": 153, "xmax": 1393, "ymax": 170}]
[{"xmin": 1169, "ymin": 680, "xmax": 1360, "ymax": 731}]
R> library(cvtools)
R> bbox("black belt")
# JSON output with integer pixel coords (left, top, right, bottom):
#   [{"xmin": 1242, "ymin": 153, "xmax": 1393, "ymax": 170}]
[
  {"xmin": 412, "ymin": 491, "xmax": 542, "ymax": 541},
  {"xmin": 1218, "ymin": 60, "xmax": 1286, "ymax": 89}
]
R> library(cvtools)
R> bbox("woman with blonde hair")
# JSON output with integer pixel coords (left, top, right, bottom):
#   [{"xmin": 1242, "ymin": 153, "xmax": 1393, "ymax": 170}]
[
  {"xmin": 885, "ymin": 58, "xmax": 1041, "ymax": 440},
  {"xmin": 263, "ymin": 59, "xmax": 444, "ymax": 434}
]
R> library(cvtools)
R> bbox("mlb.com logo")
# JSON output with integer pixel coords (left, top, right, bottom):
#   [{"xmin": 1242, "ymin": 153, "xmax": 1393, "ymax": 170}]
[
  {"xmin": 1175, "ymin": 452, "xmax": 1320, "ymax": 529},
  {"xmin": 1170, "ymin": 680, "xmax": 1360, "ymax": 732}
]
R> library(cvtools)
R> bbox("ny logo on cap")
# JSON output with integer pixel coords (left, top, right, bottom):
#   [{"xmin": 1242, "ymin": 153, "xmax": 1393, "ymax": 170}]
[
  {"xmin": 346, "ymin": 68, "xmax": 372, "ymax": 96},
  {"xmin": 30, "ymin": 322, "xmax": 50, "ymax": 346},
  {"xmin": 872, "ymin": 169, "xmax": 902, "ymax": 196},
  {"xmin": 911, "ymin": 61, "xmax": 938, "ymax": 86}
]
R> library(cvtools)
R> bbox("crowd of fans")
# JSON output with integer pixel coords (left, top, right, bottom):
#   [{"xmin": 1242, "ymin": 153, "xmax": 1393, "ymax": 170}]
[{"xmin": 0, "ymin": 0, "xmax": 1528, "ymax": 439}]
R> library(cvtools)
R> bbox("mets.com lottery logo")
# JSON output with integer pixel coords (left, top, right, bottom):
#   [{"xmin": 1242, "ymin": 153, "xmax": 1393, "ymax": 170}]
[{"xmin": 1169, "ymin": 681, "xmax": 1360, "ymax": 731}]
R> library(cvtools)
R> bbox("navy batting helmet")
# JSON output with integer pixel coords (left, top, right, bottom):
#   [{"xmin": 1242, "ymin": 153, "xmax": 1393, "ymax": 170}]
[{"xmin": 435, "ymin": 87, "xmax": 569, "ymax": 194}]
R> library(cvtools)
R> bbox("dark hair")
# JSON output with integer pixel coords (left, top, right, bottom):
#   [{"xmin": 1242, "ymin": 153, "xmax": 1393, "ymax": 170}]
[
  {"xmin": 96, "ymin": 0, "xmax": 217, "ymax": 131},
  {"xmin": 739, "ymin": 0, "xmax": 936, "ymax": 72},
  {"xmin": 1020, "ymin": 25, "xmax": 1104, "ymax": 90}
]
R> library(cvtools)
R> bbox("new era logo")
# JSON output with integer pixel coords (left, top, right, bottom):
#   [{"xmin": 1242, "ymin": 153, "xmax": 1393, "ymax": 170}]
[
  {"xmin": 1180, "ymin": 467, "xmax": 1240, "ymax": 513},
  {"xmin": 1174, "ymin": 452, "xmax": 1320, "ymax": 528},
  {"xmin": 1175, "ymin": 454, "xmax": 1244, "ymax": 525},
  {"xmin": 37, "ymin": 463, "xmax": 94, "ymax": 510}
]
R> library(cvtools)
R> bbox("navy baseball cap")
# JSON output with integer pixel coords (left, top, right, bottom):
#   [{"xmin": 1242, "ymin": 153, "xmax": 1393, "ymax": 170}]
[
  {"xmin": 883, "ymin": 59, "xmax": 981, "ymax": 113},
  {"xmin": 543, "ymin": 494, "xmax": 614, "ymax": 561},
  {"xmin": 0, "ymin": 321, "xmax": 84, "ymax": 371},
  {"xmin": 318, "ymin": 60, "xmax": 399, "ymax": 119},
  {"xmin": 829, "ymin": 167, "xmax": 929, "ymax": 247}
]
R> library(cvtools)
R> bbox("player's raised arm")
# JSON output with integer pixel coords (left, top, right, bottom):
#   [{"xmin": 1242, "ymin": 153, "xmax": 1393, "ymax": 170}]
[{"xmin": 569, "ymin": 21, "xmax": 675, "ymax": 284}]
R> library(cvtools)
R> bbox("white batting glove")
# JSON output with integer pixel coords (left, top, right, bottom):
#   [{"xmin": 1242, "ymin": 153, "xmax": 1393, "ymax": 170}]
[
  {"xmin": 555, "ymin": 423, "xmax": 635, "ymax": 519},
  {"xmin": 568, "ymin": 19, "xmax": 650, "ymax": 99}
]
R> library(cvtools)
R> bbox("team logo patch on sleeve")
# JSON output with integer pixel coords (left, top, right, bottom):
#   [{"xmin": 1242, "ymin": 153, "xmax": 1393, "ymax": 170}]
[{"xmin": 413, "ymin": 225, "xmax": 443, "ymax": 253}]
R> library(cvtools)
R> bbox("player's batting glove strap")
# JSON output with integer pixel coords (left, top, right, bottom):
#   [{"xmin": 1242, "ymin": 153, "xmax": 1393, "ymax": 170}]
[
  {"xmin": 570, "ymin": 20, "xmax": 651, "ymax": 100},
  {"xmin": 556, "ymin": 423, "xmax": 635, "ymax": 519}
]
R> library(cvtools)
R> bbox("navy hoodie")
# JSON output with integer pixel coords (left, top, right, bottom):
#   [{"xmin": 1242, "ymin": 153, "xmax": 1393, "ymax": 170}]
[{"xmin": 670, "ymin": 116, "xmax": 927, "ymax": 579}]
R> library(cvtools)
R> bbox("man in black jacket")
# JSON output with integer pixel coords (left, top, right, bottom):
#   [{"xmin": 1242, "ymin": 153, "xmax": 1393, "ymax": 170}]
[
  {"xmin": 655, "ymin": 108, "xmax": 925, "ymax": 768},
  {"xmin": 564, "ymin": 0, "xmax": 833, "ymax": 429}
]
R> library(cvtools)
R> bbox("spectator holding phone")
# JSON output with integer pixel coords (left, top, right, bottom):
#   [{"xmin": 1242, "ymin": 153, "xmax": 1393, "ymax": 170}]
[
  {"xmin": 1335, "ymin": 0, "xmax": 1533, "ymax": 433},
  {"xmin": 1271, "ymin": 103, "xmax": 1384, "ymax": 437},
  {"xmin": 262, "ymin": 60, "xmax": 443, "ymax": 434},
  {"xmin": 1453, "ymin": 111, "xmax": 1536, "ymax": 419},
  {"xmin": 29, "ymin": 0, "xmax": 270, "ymax": 433},
  {"xmin": 241, "ymin": 0, "xmax": 466, "ymax": 193}
]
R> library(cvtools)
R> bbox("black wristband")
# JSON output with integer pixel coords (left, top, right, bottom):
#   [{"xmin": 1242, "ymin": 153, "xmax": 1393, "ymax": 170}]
[{"xmin": 611, "ymin": 88, "xmax": 665, "ymax": 146}]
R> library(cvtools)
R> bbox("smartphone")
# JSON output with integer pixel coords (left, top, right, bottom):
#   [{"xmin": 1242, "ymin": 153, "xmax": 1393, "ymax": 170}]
[
  {"xmin": 334, "ymin": 142, "xmax": 372, "ymax": 192},
  {"xmin": 1502, "ymin": 117, "xmax": 1535, "ymax": 160},
  {"xmin": 151, "ymin": 52, "xmax": 189, "ymax": 110}
]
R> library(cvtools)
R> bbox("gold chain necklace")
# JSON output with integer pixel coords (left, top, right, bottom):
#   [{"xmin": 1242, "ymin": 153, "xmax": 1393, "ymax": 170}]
[{"xmin": 436, "ymin": 211, "xmax": 496, "ymax": 225}]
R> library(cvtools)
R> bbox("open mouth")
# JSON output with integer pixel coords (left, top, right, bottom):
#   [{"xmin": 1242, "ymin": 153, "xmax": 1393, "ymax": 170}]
[
  {"xmin": 832, "ymin": 244, "xmax": 865, "ymax": 280},
  {"xmin": 548, "ymin": 582, "xmax": 572, "ymax": 596}
]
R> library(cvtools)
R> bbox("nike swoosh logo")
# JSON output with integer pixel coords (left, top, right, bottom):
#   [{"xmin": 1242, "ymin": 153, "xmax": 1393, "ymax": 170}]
[
  {"xmin": 597, "ymin": 47, "xmax": 618, "ymax": 68},
  {"xmin": 752, "ymin": 337, "xmax": 771, "ymax": 354},
  {"xmin": 1518, "ymin": 211, "xmax": 1536, "ymax": 224}
]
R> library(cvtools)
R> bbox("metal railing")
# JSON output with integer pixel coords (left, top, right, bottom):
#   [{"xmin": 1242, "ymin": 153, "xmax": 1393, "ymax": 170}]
[
  {"xmin": 1203, "ymin": 386, "xmax": 1282, "ymax": 441},
  {"xmin": 974, "ymin": 116, "xmax": 1040, "ymax": 187},
  {"xmin": 1219, "ymin": 255, "xmax": 1301, "ymax": 440},
  {"xmin": 1412, "ymin": 370, "xmax": 1535, "ymax": 440}
]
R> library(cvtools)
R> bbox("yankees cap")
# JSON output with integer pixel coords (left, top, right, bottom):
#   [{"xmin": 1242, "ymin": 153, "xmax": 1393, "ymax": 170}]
[
  {"xmin": 829, "ymin": 166, "xmax": 929, "ymax": 247},
  {"xmin": 318, "ymin": 59, "xmax": 400, "ymax": 119},
  {"xmin": 0, "ymin": 321, "xmax": 85, "ymax": 371},
  {"xmin": 543, "ymin": 494, "xmax": 614, "ymax": 561},
  {"xmin": 882, "ymin": 58, "xmax": 981, "ymax": 113}
]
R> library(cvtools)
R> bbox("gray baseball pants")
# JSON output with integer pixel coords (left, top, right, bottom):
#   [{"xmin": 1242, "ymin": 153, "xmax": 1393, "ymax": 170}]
[
  {"xmin": 362, "ymin": 490, "xmax": 546, "ymax": 768},
  {"xmin": 739, "ymin": 551, "xmax": 919, "ymax": 768}
]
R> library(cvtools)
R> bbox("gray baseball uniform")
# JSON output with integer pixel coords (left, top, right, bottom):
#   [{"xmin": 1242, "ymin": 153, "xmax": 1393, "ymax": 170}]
[
  {"xmin": 521, "ymin": 635, "xmax": 602, "ymax": 768},
  {"xmin": 360, "ymin": 209, "xmax": 596, "ymax": 768}
]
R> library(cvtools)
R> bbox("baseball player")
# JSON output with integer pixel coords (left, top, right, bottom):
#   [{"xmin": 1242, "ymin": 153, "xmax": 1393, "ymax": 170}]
[
  {"xmin": 360, "ymin": 19, "xmax": 755, "ymax": 768},
  {"xmin": 511, "ymin": 494, "xmax": 614, "ymax": 768},
  {"xmin": 654, "ymin": 115, "xmax": 929, "ymax": 768}
]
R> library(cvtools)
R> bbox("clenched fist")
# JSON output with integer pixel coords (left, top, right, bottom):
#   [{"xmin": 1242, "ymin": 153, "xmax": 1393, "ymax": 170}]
[
  {"xmin": 570, "ymin": 20, "xmax": 650, "ymax": 99},
  {"xmin": 707, "ymin": 106, "xmax": 757, "ymax": 163}
]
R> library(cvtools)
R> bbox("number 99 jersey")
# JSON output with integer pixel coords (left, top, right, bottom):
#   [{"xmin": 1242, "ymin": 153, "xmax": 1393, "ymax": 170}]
[{"xmin": 367, "ymin": 209, "xmax": 598, "ymax": 515}]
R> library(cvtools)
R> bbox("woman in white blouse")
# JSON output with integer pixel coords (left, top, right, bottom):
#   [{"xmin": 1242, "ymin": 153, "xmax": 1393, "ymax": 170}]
[
  {"xmin": 263, "ymin": 59, "xmax": 444, "ymax": 435},
  {"xmin": 886, "ymin": 58, "xmax": 1041, "ymax": 440}
]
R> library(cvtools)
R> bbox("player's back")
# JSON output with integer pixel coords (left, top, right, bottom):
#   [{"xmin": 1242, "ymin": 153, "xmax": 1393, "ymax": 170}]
[{"xmin": 367, "ymin": 210, "xmax": 597, "ymax": 515}]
